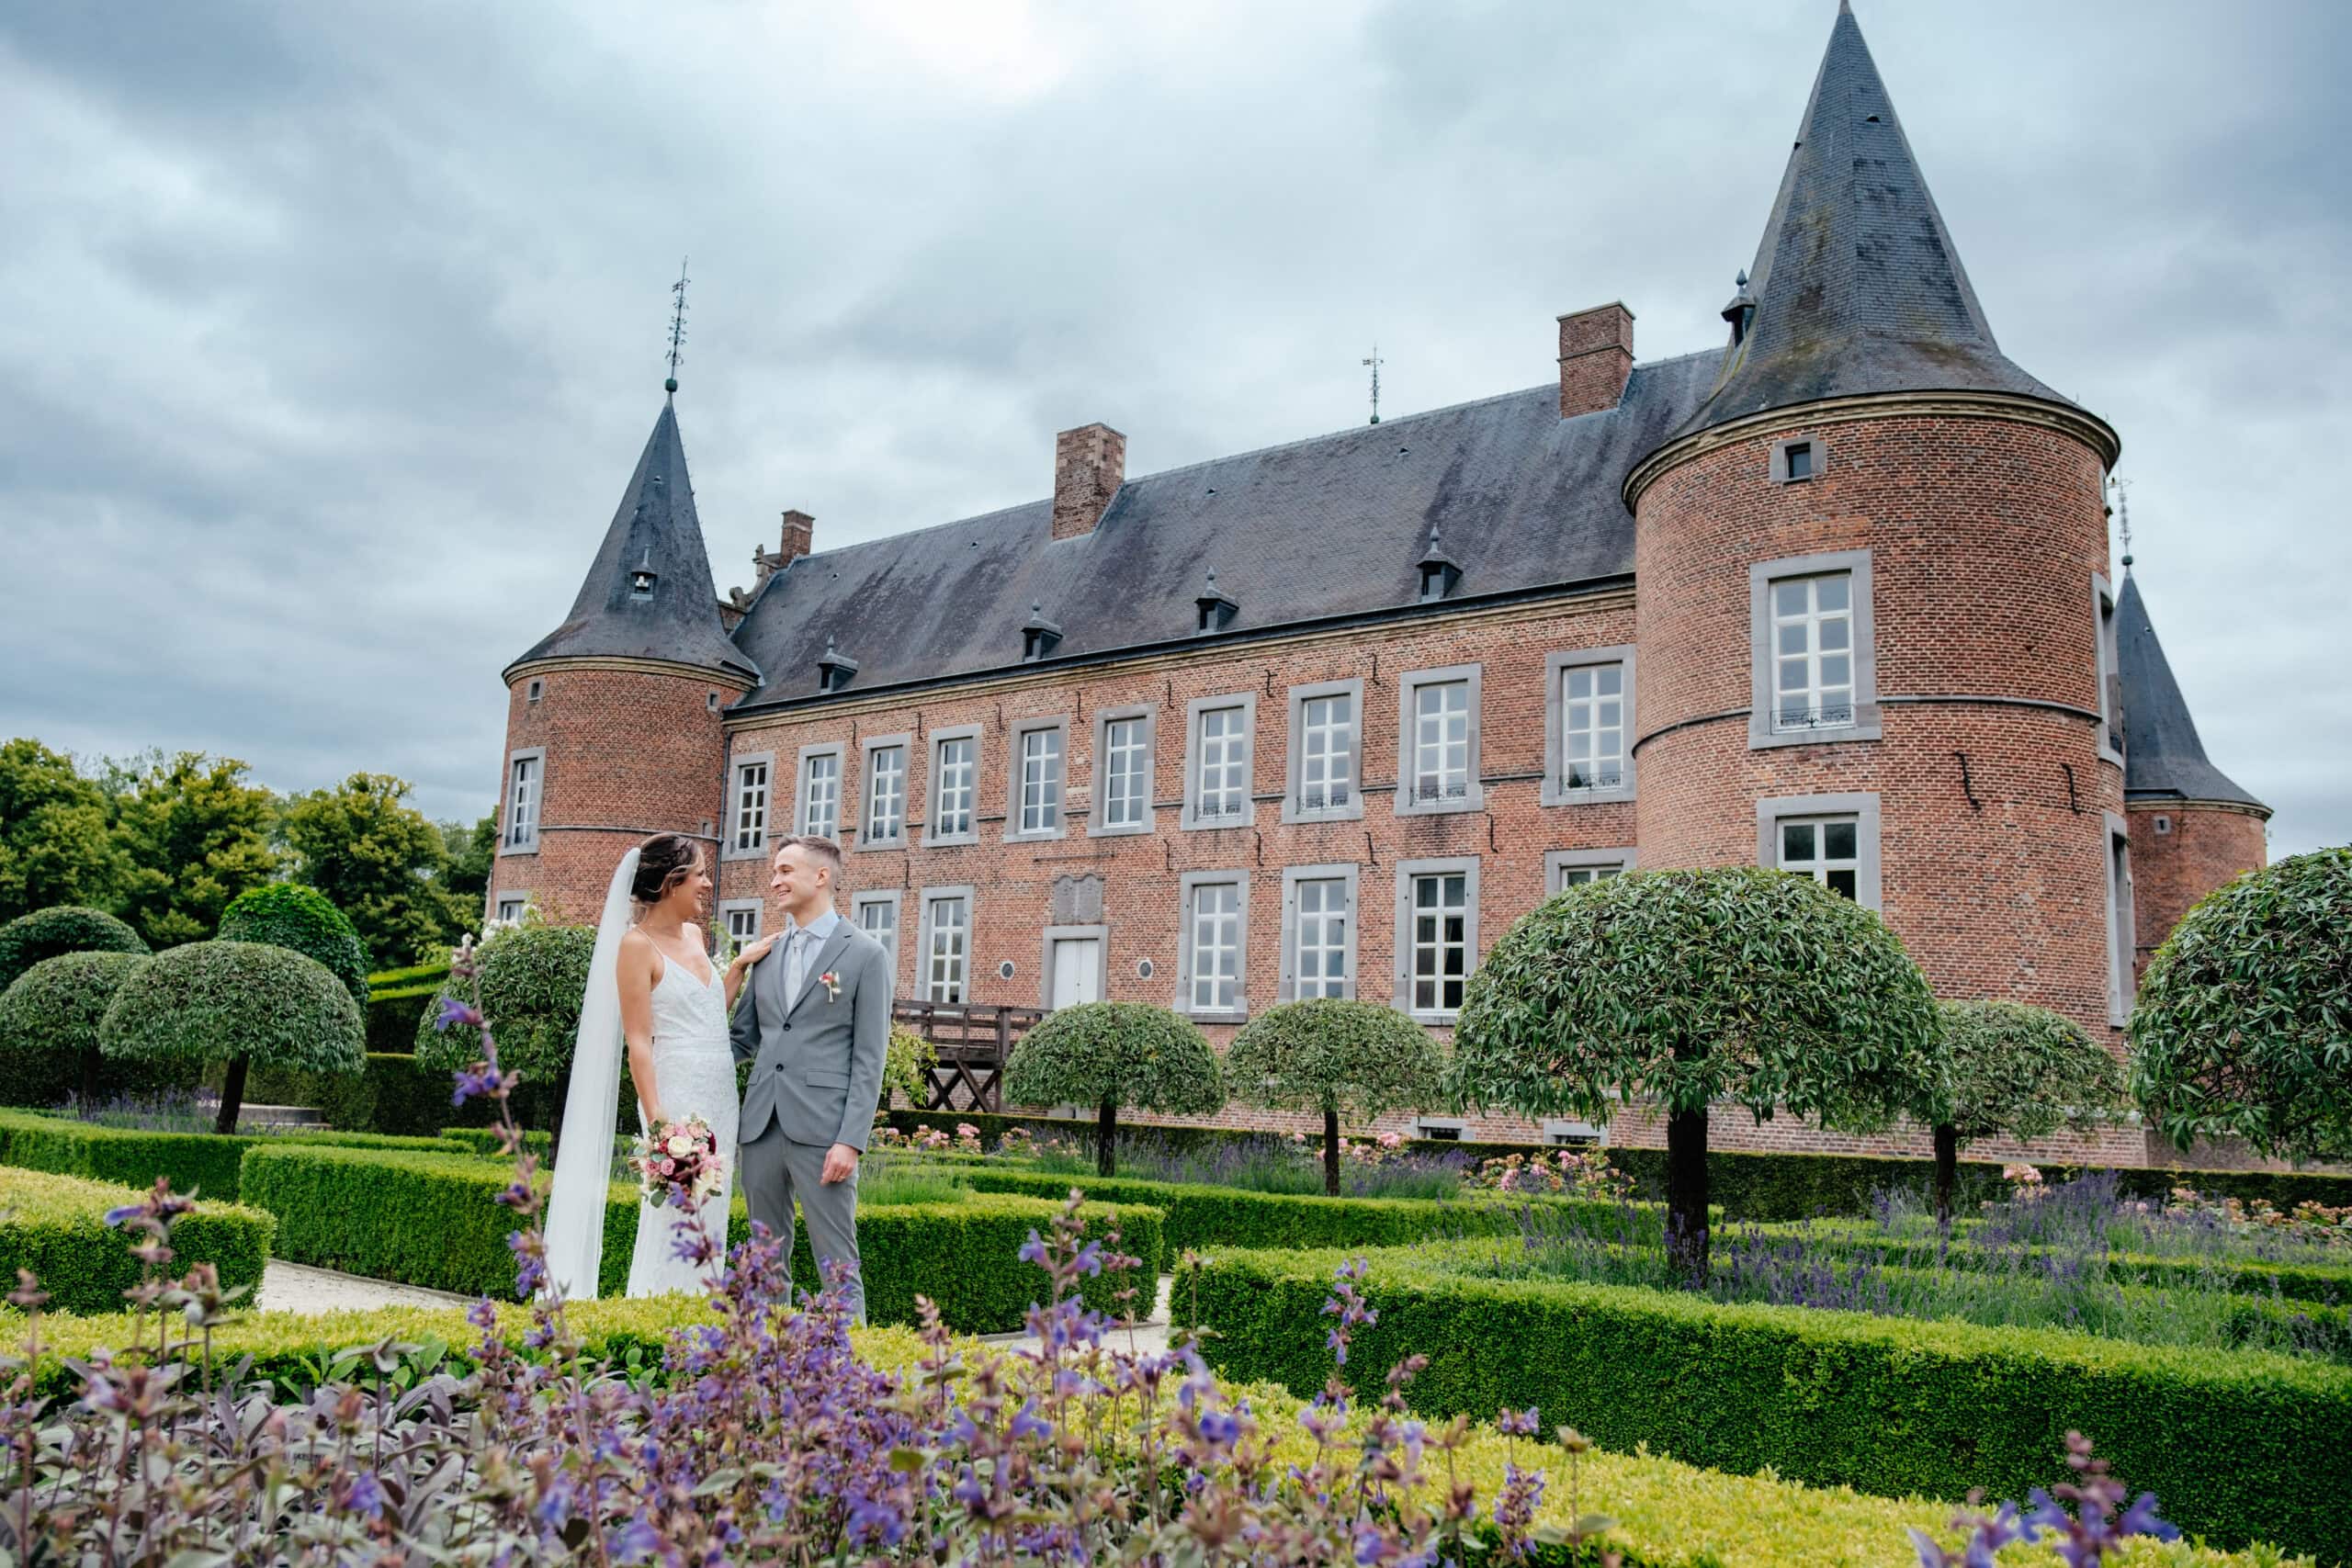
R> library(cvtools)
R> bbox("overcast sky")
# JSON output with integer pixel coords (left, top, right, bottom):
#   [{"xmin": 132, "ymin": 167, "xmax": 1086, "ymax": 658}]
[{"xmin": 2, "ymin": 1, "xmax": 2345, "ymax": 856}]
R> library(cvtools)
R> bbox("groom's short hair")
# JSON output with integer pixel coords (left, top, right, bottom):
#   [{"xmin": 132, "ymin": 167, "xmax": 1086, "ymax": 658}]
[{"xmin": 773, "ymin": 834, "xmax": 843, "ymax": 881}]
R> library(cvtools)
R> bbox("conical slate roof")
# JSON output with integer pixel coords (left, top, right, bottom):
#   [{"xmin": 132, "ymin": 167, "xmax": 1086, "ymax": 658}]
[
  {"xmin": 508, "ymin": 400, "xmax": 758, "ymax": 682},
  {"xmin": 1668, "ymin": 5, "xmax": 2086, "ymax": 445},
  {"xmin": 2115, "ymin": 574, "xmax": 2264, "ymax": 810}
]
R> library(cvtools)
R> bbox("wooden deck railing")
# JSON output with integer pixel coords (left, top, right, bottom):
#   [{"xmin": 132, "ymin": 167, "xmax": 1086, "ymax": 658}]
[{"xmin": 891, "ymin": 999, "xmax": 1047, "ymax": 1111}]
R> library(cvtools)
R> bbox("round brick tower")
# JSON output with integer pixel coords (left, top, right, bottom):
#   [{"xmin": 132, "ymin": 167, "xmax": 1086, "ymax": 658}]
[
  {"xmin": 488, "ymin": 394, "xmax": 759, "ymax": 926},
  {"xmin": 1623, "ymin": 8, "xmax": 2139, "ymax": 1158}
]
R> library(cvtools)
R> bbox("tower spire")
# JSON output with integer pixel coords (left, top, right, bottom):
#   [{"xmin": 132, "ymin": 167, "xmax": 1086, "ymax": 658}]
[{"xmin": 664, "ymin": 257, "xmax": 689, "ymax": 396}]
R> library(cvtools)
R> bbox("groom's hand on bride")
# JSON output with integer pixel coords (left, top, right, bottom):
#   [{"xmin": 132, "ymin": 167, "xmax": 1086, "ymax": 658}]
[{"xmin": 820, "ymin": 1143, "xmax": 858, "ymax": 1184}]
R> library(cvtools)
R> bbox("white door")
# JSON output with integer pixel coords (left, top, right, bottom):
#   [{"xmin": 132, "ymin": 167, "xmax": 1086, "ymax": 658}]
[{"xmin": 1049, "ymin": 938, "xmax": 1102, "ymax": 1008}]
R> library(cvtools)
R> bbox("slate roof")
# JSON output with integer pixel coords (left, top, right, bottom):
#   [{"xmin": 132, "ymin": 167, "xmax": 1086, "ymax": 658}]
[
  {"xmin": 1667, "ymin": 5, "xmax": 2084, "ymax": 446},
  {"xmin": 2115, "ymin": 573, "xmax": 2265, "ymax": 810},
  {"xmin": 508, "ymin": 400, "xmax": 760, "ymax": 683},
  {"xmin": 727, "ymin": 354, "xmax": 1721, "ymax": 713}
]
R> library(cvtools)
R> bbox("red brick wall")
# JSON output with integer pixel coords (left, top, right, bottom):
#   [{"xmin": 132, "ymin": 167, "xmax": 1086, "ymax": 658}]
[
  {"xmin": 488, "ymin": 663, "xmax": 745, "ymax": 925},
  {"xmin": 2125, "ymin": 802, "xmax": 2266, "ymax": 978}
]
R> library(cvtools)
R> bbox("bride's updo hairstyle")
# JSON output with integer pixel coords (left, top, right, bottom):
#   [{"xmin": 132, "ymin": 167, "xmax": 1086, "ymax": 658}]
[{"xmin": 630, "ymin": 832, "xmax": 702, "ymax": 908}]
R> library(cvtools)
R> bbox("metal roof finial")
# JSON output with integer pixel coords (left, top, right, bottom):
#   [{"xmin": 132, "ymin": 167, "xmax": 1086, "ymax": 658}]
[
  {"xmin": 1363, "ymin": 344, "xmax": 1384, "ymax": 425},
  {"xmin": 664, "ymin": 257, "xmax": 690, "ymax": 395},
  {"xmin": 2111, "ymin": 476, "xmax": 2134, "ymax": 570}
]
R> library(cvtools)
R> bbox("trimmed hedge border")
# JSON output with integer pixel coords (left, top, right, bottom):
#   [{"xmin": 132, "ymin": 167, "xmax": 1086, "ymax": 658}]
[
  {"xmin": 1183, "ymin": 1240, "xmax": 2352, "ymax": 1563},
  {"xmin": 436, "ymin": 1125, "xmax": 553, "ymax": 1158},
  {"xmin": 238, "ymin": 1145, "xmax": 1163, "ymax": 1333},
  {"xmin": 0, "ymin": 1109, "xmax": 467, "ymax": 1201},
  {"xmin": 0, "ymin": 1167, "xmax": 274, "ymax": 1316}
]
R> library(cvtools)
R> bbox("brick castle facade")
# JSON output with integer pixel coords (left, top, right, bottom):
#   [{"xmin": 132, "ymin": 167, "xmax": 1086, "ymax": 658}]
[{"xmin": 487, "ymin": 10, "xmax": 2267, "ymax": 1163}]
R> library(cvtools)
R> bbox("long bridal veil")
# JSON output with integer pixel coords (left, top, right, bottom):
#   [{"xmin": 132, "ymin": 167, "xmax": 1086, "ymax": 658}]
[{"xmin": 542, "ymin": 847, "xmax": 639, "ymax": 1300}]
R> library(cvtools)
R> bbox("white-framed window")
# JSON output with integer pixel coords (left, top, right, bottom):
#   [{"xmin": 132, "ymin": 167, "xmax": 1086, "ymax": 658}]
[
  {"xmin": 727, "ymin": 751, "xmax": 775, "ymax": 857},
  {"xmin": 861, "ymin": 738, "xmax": 909, "ymax": 848},
  {"xmin": 502, "ymin": 749, "xmax": 544, "ymax": 852},
  {"xmin": 1095, "ymin": 709, "xmax": 1154, "ymax": 833},
  {"xmin": 1394, "ymin": 857, "xmax": 1479, "ymax": 1021},
  {"xmin": 1749, "ymin": 551, "xmax": 1880, "ymax": 750},
  {"xmin": 718, "ymin": 899, "xmax": 763, "ymax": 948},
  {"xmin": 1283, "ymin": 680, "xmax": 1363, "ymax": 823},
  {"xmin": 929, "ymin": 728, "xmax": 979, "ymax": 843},
  {"xmin": 1413, "ymin": 1117, "xmax": 1465, "ymax": 1142},
  {"xmin": 919, "ymin": 887, "xmax": 972, "ymax": 1003},
  {"xmin": 2093, "ymin": 573, "xmax": 2124, "ymax": 764},
  {"xmin": 1396, "ymin": 666, "xmax": 1484, "ymax": 815},
  {"xmin": 525, "ymin": 678, "xmax": 543, "ymax": 704},
  {"xmin": 797, "ymin": 744, "xmax": 842, "ymax": 840},
  {"xmin": 852, "ymin": 889, "xmax": 901, "ymax": 971},
  {"xmin": 2104, "ymin": 812, "xmax": 2135, "ymax": 1026},
  {"xmin": 1280, "ymin": 863, "xmax": 1358, "ymax": 1001},
  {"xmin": 1545, "ymin": 848, "xmax": 1635, "ymax": 895},
  {"xmin": 1756, "ymin": 792, "xmax": 1883, "ymax": 910},
  {"xmin": 1182, "ymin": 694, "xmax": 1257, "ymax": 830},
  {"xmin": 1009, "ymin": 720, "xmax": 1067, "ymax": 840},
  {"xmin": 1537, "ymin": 642, "xmax": 1636, "ymax": 806},
  {"xmin": 494, "ymin": 893, "xmax": 530, "ymax": 925},
  {"xmin": 1178, "ymin": 871, "xmax": 1248, "ymax": 1017}
]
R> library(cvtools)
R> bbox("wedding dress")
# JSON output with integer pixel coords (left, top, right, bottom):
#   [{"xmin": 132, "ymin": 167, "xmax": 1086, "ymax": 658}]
[{"xmin": 622, "ymin": 951, "xmax": 739, "ymax": 1297}]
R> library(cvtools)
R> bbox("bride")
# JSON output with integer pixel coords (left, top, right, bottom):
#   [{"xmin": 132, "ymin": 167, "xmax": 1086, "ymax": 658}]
[{"xmin": 541, "ymin": 834, "xmax": 777, "ymax": 1299}]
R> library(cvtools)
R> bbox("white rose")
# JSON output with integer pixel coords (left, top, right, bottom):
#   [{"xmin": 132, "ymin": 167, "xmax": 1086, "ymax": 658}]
[{"xmin": 665, "ymin": 1134, "xmax": 694, "ymax": 1156}]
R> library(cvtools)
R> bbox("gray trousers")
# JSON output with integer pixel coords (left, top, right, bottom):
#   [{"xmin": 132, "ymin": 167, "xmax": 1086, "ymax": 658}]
[{"xmin": 738, "ymin": 1126, "xmax": 864, "ymax": 1323}]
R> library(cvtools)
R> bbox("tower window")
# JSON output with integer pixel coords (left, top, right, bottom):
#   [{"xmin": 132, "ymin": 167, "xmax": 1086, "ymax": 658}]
[
  {"xmin": 1770, "ymin": 436, "xmax": 1825, "ymax": 484},
  {"xmin": 526, "ymin": 679, "xmax": 543, "ymax": 705},
  {"xmin": 1785, "ymin": 442, "xmax": 1814, "ymax": 479}
]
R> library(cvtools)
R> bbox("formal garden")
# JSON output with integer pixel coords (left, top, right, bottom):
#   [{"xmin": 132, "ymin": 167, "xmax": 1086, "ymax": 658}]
[{"xmin": 0, "ymin": 844, "xmax": 2345, "ymax": 1561}]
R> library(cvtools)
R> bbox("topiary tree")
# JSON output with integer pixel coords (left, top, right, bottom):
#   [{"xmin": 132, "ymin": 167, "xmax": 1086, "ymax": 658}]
[
  {"xmin": 217, "ymin": 883, "xmax": 371, "ymax": 1006},
  {"xmin": 0, "ymin": 905, "xmax": 148, "ymax": 992},
  {"xmin": 1227, "ymin": 999, "xmax": 1445, "ymax": 1195},
  {"xmin": 0, "ymin": 950, "xmax": 153, "ymax": 1105},
  {"xmin": 414, "ymin": 924, "xmax": 597, "ymax": 1138},
  {"xmin": 1925, "ymin": 999, "xmax": 2127, "ymax": 1224},
  {"xmin": 99, "ymin": 940, "xmax": 365, "ymax": 1134},
  {"xmin": 2130, "ymin": 846, "xmax": 2352, "ymax": 1164},
  {"xmin": 1001, "ymin": 1001, "xmax": 1226, "ymax": 1177},
  {"xmin": 1448, "ymin": 868, "xmax": 1939, "ymax": 1279}
]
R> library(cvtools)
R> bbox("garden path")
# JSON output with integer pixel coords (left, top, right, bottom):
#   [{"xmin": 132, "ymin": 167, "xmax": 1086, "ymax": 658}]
[
  {"xmin": 981, "ymin": 1273, "xmax": 1176, "ymax": 1357},
  {"xmin": 255, "ymin": 1260, "xmax": 470, "ymax": 1314}
]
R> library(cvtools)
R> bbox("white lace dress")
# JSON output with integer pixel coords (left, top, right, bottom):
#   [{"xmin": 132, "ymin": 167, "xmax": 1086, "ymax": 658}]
[{"xmin": 625, "ymin": 954, "xmax": 740, "ymax": 1298}]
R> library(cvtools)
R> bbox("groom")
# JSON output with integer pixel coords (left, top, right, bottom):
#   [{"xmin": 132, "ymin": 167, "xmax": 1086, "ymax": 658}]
[{"xmin": 730, "ymin": 834, "xmax": 893, "ymax": 1321}]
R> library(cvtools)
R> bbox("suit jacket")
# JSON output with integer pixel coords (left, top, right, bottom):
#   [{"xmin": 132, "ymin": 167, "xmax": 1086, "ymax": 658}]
[{"xmin": 730, "ymin": 919, "xmax": 894, "ymax": 1150}]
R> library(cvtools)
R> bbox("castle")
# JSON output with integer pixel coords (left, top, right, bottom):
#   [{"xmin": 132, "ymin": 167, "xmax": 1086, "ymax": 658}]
[{"xmin": 487, "ymin": 7, "xmax": 2267, "ymax": 1160}]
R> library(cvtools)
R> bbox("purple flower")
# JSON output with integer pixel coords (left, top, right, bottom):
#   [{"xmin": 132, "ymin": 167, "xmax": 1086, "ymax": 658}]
[
  {"xmin": 1198, "ymin": 1408, "xmax": 1241, "ymax": 1447},
  {"xmin": 340, "ymin": 1472, "xmax": 385, "ymax": 1518},
  {"xmin": 612, "ymin": 1517, "xmax": 663, "ymax": 1562},
  {"xmin": 435, "ymin": 996, "xmax": 483, "ymax": 1032},
  {"xmin": 102, "ymin": 1203, "xmax": 144, "ymax": 1227}
]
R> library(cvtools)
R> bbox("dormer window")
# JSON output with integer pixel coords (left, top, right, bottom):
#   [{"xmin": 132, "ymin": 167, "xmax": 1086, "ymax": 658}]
[
  {"xmin": 629, "ymin": 548, "xmax": 659, "ymax": 598},
  {"xmin": 1194, "ymin": 570, "xmax": 1238, "ymax": 634},
  {"xmin": 816, "ymin": 636, "xmax": 859, "ymax": 694},
  {"xmin": 1417, "ymin": 526, "xmax": 1462, "ymax": 602},
  {"xmin": 1021, "ymin": 604, "xmax": 1063, "ymax": 661}
]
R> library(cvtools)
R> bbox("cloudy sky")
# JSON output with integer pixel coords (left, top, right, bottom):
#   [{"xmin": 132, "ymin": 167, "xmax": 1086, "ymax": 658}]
[{"xmin": 2, "ymin": 1, "xmax": 2345, "ymax": 855}]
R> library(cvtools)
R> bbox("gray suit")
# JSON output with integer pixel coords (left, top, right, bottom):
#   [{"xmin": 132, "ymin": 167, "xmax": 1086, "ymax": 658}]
[{"xmin": 729, "ymin": 915, "xmax": 893, "ymax": 1320}]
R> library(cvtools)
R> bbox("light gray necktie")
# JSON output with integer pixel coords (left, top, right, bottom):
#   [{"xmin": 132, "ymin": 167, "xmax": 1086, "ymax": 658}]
[{"xmin": 782, "ymin": 927, "xmax": 813, "ymax": 1010}]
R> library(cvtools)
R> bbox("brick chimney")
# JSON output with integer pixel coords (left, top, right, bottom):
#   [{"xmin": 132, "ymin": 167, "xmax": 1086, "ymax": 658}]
[
  {"xmin": 1052, "ymin": 423, "xmax": 1125, "ymax": 541},
  {"xmin": 1556, "ymin": 302, "xmax": 1634, "ymax": 419},
  {"xmin": 754, "ymin": 510, "xmax": 815, "ymax": 585}
]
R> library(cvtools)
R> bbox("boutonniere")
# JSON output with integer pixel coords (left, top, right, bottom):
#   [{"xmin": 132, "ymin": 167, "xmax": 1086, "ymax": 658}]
[{"xmin": 820, "ymin": 970, "xmax": 842, "ymax": 1003}]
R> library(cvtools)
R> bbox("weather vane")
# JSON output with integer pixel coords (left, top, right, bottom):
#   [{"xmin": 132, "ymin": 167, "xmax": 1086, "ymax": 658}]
[
  {"xmin": 664, "ymin": 257, "xmax": 690, "ymax": 394},
  {"xmin": 1363, "ymin": 344, "xmax": 1384, "ymax": 425},
  {"xmin": 2111, "ymin": 475, "xmax": 2133, "ymax": 570}
]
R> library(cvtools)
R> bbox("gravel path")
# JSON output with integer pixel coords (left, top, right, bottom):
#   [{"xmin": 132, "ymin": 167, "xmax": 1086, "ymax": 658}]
[
  {"xmin": 978, "ymin": 1274, "xmax": 1178, "ymax": 1356},
  {"xmin": 254, "ymin": 1261, "xmax": 471, "ymax": 1314}
]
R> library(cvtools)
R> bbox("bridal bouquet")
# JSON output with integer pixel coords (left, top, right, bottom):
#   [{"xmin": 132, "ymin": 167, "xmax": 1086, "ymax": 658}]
[{"xmin": 632, "ymin": 1113, "xmax": 725, "ymax": 1211}]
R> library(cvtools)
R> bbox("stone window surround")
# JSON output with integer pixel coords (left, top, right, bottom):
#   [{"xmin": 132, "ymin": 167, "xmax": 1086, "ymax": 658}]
[
  {"xmin": 850, "ymin": 888, "xmax": 902, "ymax": 976},
  {"xmin": 723, "ymin": 750, "xmax": 777, "ymax": 861},
  {"xmin": 1544, "ymin": 847, "xmax": 1638, "ymax": 894},
  {"xmin": 1088, "ymin": 703, "xmax": 1158, "ymax": 838},
  {"xmin": 1769, "ymin": 434, "xmax": 1826, "ymax": 484},
  {"xmin": 499, "ymin": 747, "xmax": 545, "ymax": 855},
  {"xmin": 1176, "ymin": 868, "xmax": 1251, "ymax": 1020},
  {"xmin": 1542, "ymin": 646, "xmax": 1636, "ymax": 806},
  {"xmin": 917, "ymin": 885, "xmax": 975, "ymax": 1003},
  {"xmin": 1004, "ymin": 716, "xmax": 1071, "ymax": 842},
  {"xmin": 1392, "ymin": 855, "xmax": 1481, "ymax": 1023},
  {"xmin": 1181, "ymin": 692, "xmax": 1260, "ymax": 832},
  {"xmin": 493, "ymin": 891, "xmax": 533, "ymax": 923},
  {"xmin": 1395, "ymin": 664, "xmax": 1486, "ymax": 816},
  {"xmin": 2103, "ymin": 810, "xmax": 2135, "ymax": 1028},
  {"xmin": 1281, "ymin": 678, "xmax": 1366, "ymax": 824},
  {"xmin": 795, "ymin": 741, "xmax": 845, "ymax": 841},
  {"xmin": 1748, "ymin": 548, "xmax": 1883, "ymax": 750},
  {"xmin": 2092, "ymin": 573, "xmax": 2125, "ymax": 767},
  {"xmin": 924, "ymin": 725, "xmax": 983, "ymax": 847},
  {"xmin": 1039, "ymin": 923, "xmax": 1112, "ymax": 1010},
  {"xmin": 1278, "ymin": 862, "xmax": 1360, "ymax": 1002},
  {"xmin": 718, "ymin": 897, "xmax": 764, "ymax": 945},
  {"xmin": 855, "ymin": 734, "xmax": 912, "ymax": 852},
  {"xmin": 1754, "ymin": 791, "xmax": 1883, "ymax": 912}
]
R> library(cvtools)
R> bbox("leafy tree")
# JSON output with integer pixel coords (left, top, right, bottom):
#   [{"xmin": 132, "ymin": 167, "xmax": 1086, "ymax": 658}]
[
  {"xmin": 1227, "ymin": 999, "xmax": 1444, "ymax": 1195},
  {"xmin": 2130, "ymin": 847, "xmax": 2352, "ymax": 1163},
  {"xmin": 414, "ymin": 924, "xmax": 598, "ymax": 1138},
  {"xmin": 1448, "ymin": 868, "xmax": 1939, "ymax": 1278},
  {"xmin": 217, "ymin": 883, "xmax": 371, "ymax": 1005},
  {"xmin": 99, "ymin": 940, "xmax": 365, "ymax": 1134},
  {"xmin": 1925, "ymin": 999, "xmax": 2126, "ymax": 1223},
  {"xmin": 281, "ymin": 773, "xmax": 458, "ymax": 965},
  {"xmin": 103, "ymin": 750, "xmax": 279, "ymax": 949},
  {"xmin": 0, "ymin": 739, "xmax": 127, "ymax": 924},
  {"xmin": 437, "ymin": 810, "xmax": 499, "ymax": 914},
  {"xmin": 0, "ymin": 951, "xmax": 155, "ymax": 1106},
  {"xmin": 1001, "ymin": 1002, "xmax": 1225, "ymax": 1177},
  {"xmin": 0, "ymin": 905, "xmax": 148, "ymax": 992},
  {"xmin": 885, "ymin": 1024, "xmax": 937, "ymax": 1111}
]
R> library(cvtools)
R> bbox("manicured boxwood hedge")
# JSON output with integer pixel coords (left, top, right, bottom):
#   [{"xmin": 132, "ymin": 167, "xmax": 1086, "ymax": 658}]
[
  {"xmin": 436, "ymin": 1125, "xmax": 553, "ymax": 1158},
  {"xmin": 1183, "ymin": 1240, "xmax": 2352, "ymax": 1563},
  {"xmin": 232, "ymin": 1052, "xmax": 501, "ymax": 1138},
  {"xmin": 0, "ymin": 1167, "xmax": 274, "ymax": 1316},
  {"xmin": 0, "ymin": 1108, "xmax": 467, "ymax": 1201},
  {"xmin": 238, "ymin": 1145, "xmax": 1163, "ymax": 1333}
]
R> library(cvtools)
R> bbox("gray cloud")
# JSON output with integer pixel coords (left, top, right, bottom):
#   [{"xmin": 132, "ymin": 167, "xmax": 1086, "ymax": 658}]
[{"xmin": 1, "ymin": 0, "xmax": 2345, "ymax": 857}]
